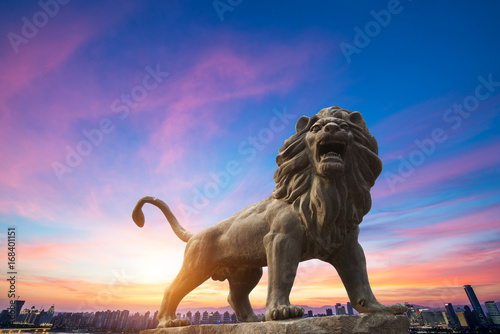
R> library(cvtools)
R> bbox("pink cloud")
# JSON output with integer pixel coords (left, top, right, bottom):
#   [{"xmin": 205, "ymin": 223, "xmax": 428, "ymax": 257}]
[
  {"xmin": 375, "ymin": 141, "xmax": 500, "ymax": 199},
  {"xmin": 136, "ymin": 41, "xmax": 327, "ymax": 173},
  {"xmin": 0, "ymin": 2, "xmax": 139, "ymax": 191}
]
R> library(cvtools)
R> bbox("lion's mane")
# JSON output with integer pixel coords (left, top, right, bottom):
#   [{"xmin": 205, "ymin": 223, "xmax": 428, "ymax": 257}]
[{"xmin": 272, "ymin": 106, "xmax": 382, "ymax": 253}]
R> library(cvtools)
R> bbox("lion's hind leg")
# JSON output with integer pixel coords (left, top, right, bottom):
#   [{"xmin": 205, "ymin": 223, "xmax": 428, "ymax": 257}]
[
  {"xmin": 157, "ymin": 264, "xmax": 209, "ymax": 328},
  {"xmin": 157, "ymin": 239, "xmax": 213, "ymax": 328},
  {"xmin": 227, "ymin": 267, "xmax": 263, "ymax": 322}
]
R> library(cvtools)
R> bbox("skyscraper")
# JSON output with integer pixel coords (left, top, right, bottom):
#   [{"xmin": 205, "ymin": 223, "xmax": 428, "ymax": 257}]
[
  {"xmin": 485, "ymin": 301, "xmax": 500, "ymax": 325},
  {"xmin": 202, "ymin": 311, "xmax": 208, "ymax": 324},
  {"xmin": 463, "ymin": 306, "xmax": 479, "ymax": 328},
  {"xmin": 40, "ymin": 305, "xmax": 55, "ymax": 326},
  {"xmin": 213, "ymin": 311, "xmax": 220, "ymax": 324},
  {"xmin": 118, "ymin": 310, "xmax": 129, "ymax": 329},
  {"xmin": 455, "ymin": 311, "xmax": 468, "ymax": 327},
  {"xmin": 464, "ymin": 285, "xmax": 488, "ymax": 327},
  {"xmin": 347, "ymin": 302, "xmax": 354, "ymax": 315},
  {"xmin": 223, "ymin": 311, "xmax": 229, "ymax": 324},
  {"xmin": 445, "ymin": 303, "xmax": 460, "ymax": 326},
  {"xmin": 335, "ymin": 303, "xmax": 346, "ymax": 315},
  {"xmin": 14, "ymin": 300, "xmax": 25, "ymax": 320},
  {"xmin": 193, "ymin": 311, "xmax": 200, "ymax": 325},
  {"xmin": 143, "ymin": 311, "xmax": 150, "ymax": 329},
  {"xmin": 405, "ymin": 304, "xmax": 418, "ymax": 324}
]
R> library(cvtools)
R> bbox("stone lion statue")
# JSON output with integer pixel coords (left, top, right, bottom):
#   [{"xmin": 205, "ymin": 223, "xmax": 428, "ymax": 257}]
[{"xmin": 132, "ymin": 106, "xmax": 406, "ymax": 328}]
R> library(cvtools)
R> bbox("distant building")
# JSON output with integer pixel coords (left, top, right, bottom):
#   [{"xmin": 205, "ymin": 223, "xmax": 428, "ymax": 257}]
[
  {"xmin": 420, "ymin": 310, "xmax": 438, "ymax": 326},
  {"xmin": 194, "ymin": 311, "xmax": 200, "ymax": 325},
  {"xmin": 335, "ymin": 303, "xmax": 346, "ymax": 315},
  {"xmin": 404, "ymin": 303, "xmax": 419, "ymax": 325},
  {"xmin": 485, "ymin": 301, "xmax": 500, "ymax": 325},
  {"xmin": 102, "ymin": 310, "xmax": 112, "ymax": 329},
  {"xmin": 118, "ymin": 310, "xmax": 129, "ymax": 329},
  {"xmin": 109, "ymin": 310, "xmax": 121, "ymax": 329},
  {"xmin": 15, "ymin": 306, "xmax": 41, "ymax": 325},
  {"xmin": 93, "ymin": 311, "xmax": 104, "ymax": 328},
  {"xmin": 440, "ymin": 311, "xmax": 450, "ymax": 326},
  {"xmin": 40, "ymin": 305, "xmax": 55, "ymax": 326},
  {"xmin": 152, "ymin": 310, "xmax": 159, "ymax": 328},
  {"xmin": 445, "ymin": 303, "xmax": 460, "ymax": 326},
  {"xmin": 213, "ymin": 311, "xmax": 220, "ymax": 324},
  {"xmin": 464, "ymin": 285, "xmax": 488, "ymax": 327},
  {"xmin": 223, "ymin": 311, "xmax": 230, "ymax": 324},
  {"xmin": 14, "ymin": 300, "xmax": 25, "ymax": 319},
  {"xmin": 434, "ymin": 310, "xmax": 446, "ymax": 325},
  {"xmin": 186, "ymin": 311, "xmax": 192, "ymax": 324},
  {"xmin": 307, "ymin": 310, "xmax": 313, "ymax": 317},
  {"xmin": 202, "ymin": 311, "xmax": 208, "ymax": 324},
  {"xmin": 347, "ymin": 302, "xmax": 354, "ymax": 315},
  {"xmin": 326, "ymin": 308, "xmax": 332, "ymax": 316},
  {"xmin": 456, "ymin": 311, "xmax": 469, "ymax": 327},
  {"xmin": 464, "ymin": 305, "xmax": 480, "ymax": 328},
  {"xmin": 230, "ymin": 312, "xmax": 237, "ymax": 323}
]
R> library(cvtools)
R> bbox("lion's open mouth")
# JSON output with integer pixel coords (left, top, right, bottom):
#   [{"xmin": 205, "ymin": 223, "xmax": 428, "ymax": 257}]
[{"xmin": 318, "ymin": 141, "xmax": 347, "ymax": 162}]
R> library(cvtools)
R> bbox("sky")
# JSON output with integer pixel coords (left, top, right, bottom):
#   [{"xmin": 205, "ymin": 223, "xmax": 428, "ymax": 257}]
[{"xmin": 0, "ymin": 0, "xmax": 499, "ymax": 314}]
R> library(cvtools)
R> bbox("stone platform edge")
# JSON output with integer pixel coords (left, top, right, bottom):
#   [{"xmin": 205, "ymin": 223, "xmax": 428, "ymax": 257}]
[{"xmin": 140, "ymin": 313, "xmax": 410, "ymax": 334}]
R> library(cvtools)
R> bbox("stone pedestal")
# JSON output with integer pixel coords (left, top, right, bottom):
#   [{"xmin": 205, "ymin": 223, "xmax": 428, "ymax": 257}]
[{"xmin": 140, "ymin": 313, "xmax": 410, "ymax": 334}]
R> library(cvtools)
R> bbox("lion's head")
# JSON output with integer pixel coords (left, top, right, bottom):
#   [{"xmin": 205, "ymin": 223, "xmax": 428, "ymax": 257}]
[{"xmin": 272, "ymin": 106, "xmax": 382, "ymax": 251}]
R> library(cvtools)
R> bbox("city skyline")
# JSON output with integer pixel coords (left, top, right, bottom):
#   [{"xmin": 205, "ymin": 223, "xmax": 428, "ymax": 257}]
[
  {"xmin": 0, "ymin": 0, "xmax": 499, "ymax": 313},
  {"xmin": 5, "ymin": 285, "xmax": 500, "ymax": 317},
  {"xmin": 4, "ymin": 288, "xmax": 500, "ymax": 330}
]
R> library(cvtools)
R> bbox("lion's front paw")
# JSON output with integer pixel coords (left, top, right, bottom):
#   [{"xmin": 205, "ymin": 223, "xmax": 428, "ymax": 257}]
[
  {"xmin": 356, "ymin": 299, "xmax": 407, "ymax": 315},
  {"xmin": 266, "ymin": 305, "xmax": 304, "ymax": 321},
  {"xmin": 385, "ymin": 303, "xmax": 407, "ymax": 315},
  {"xmin": 158, "ymin": 318, "xmax": 190, "ymax": 327}
]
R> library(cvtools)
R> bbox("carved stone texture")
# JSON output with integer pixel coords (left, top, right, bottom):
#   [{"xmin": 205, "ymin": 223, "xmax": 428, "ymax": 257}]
[
  {"xmin": 132, "ymin": 106, "xmax": 407, "ymax": 328},
  {"xmin": 139, "ymin": 314, "xmax": 410, "ymax": 334}
]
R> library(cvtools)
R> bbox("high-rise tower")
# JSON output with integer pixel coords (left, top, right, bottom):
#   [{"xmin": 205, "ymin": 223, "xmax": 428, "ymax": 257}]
[
  {"xmin": 13, "ymin": 300, "xmax": 25, "ymax": 320},
  {"xmin": 444, "ymin": 303, "xmax": 459, "ymax": 326},
  {"xmin": 463, "ymin": 285, "xmax": 488, "ymax": 327},
  {"xmin": 485, "ymin": 301, "xmax": 500, "ymax": 325}
]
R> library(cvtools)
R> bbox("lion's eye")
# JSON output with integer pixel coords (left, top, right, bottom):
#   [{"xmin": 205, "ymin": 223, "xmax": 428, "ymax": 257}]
[
  {"xmin": 340, "ymin": 123, "xmax": 349, "ymax": 131},
  {"xmin": 311, "ymin": 125, "xmax": 321, "ymax": 133}
]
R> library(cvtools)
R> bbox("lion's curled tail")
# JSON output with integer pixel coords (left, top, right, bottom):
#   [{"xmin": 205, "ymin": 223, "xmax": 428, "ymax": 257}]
[{"xmin": 132, "ymin": 196, "xmax": 193, "ymax": 242}]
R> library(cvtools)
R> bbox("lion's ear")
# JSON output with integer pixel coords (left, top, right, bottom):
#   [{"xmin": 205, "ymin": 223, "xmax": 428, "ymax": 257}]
[
  {"xmin": 349, "ymin": 112, "xmax": 365, "ymax": 125},
  {"xmin": 295, "ymin": 116, "xmax": 310, "ymax": 133}
]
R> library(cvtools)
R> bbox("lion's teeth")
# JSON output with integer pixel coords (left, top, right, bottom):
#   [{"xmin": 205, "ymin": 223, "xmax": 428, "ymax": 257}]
[{"xmin": 322, "ymin": 152, "xmax": 341, "ymax": 159}]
